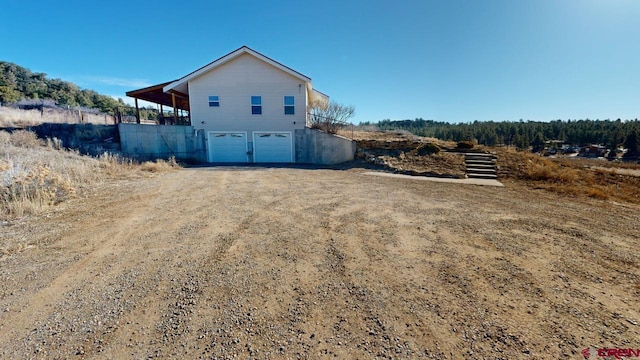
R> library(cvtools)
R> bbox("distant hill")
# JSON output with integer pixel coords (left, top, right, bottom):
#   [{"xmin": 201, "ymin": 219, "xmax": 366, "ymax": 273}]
[{"xmin": 0, "ymin": 61, "xmax": 127, "ymax": 114}]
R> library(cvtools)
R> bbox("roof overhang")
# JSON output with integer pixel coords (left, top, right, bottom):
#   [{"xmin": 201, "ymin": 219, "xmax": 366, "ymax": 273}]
[
  {"xmin": 310, "ymin": 88, "xmax": 330, "ymax": 109},
  {"xmin": 126, "ymin": 81, "xmax": 190, "ymax": 111}
]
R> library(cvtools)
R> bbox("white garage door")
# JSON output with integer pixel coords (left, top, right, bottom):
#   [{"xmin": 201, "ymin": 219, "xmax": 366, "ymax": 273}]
[
  {"xmin": 207, "ymin": 132, "xmax": 247, "ymax": 162},
  {"xmin": 253, "ymin": 132, "xmax": 293, "ymax": 163}
]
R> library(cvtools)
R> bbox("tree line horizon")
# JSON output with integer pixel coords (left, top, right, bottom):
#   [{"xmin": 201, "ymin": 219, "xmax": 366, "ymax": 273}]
[
  {"xmin": 363, "ymin": 118, "xmax": 639, "ymax": 155},
  {"xmin": 0, "ymin": 61, "xmax": 154, "ymax": 118},
  {"xmin": 1, "ymin": 60, "xmax": 638, "ymax": 155}
]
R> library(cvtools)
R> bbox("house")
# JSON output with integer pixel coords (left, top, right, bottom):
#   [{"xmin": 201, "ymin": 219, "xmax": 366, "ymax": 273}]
[
  {"xmin": 578, "ymin": 145, "xmax": 606, "ymax": 158},
  {"xmin": 124, "ymin": 46, "xmax": 353, "ymax": 164}
]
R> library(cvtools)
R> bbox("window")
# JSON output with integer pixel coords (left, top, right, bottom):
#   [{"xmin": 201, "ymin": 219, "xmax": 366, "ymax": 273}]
[
  {"xmin": 208, "ymin": 96, "xmax": 220, "ymax": 107},
  {"xmin": 251, "ymin": 96, "xmax": 262, "ymax": 114},
  {"xmin": 284, "ymin": 96, "xmax": 294, "ymax": 115}
]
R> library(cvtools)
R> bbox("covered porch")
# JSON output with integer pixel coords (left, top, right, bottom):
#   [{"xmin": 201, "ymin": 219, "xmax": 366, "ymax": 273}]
[{"xmin": 125, "ymin": 81, "xmax": 191, "ymax": 125}]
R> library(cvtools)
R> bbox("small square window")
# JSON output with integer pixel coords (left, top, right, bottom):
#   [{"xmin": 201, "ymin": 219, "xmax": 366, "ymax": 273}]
[
  {"xmin": 251, "ymin": 96, "xmax": 262, "ymax": 115},
  {"xmin": 284, "ymin": 96, "xmax": 294, "ymax": 106},
  {"xmin": 208, "ymin": 95, "xmax": 219, "ymax": 107},
  {"xmin": 284, "ymin": 96, "xmax": 294, "ymax": 115}
]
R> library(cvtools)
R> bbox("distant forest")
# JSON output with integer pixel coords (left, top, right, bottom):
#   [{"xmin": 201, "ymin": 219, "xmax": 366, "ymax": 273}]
[
  {"xmin": 366, "ymin": 118, "xmax": 640, "ymax": 153},
  {"xmin": 0, "ymin": 61, "xmax": 142, "ymax": 116}
]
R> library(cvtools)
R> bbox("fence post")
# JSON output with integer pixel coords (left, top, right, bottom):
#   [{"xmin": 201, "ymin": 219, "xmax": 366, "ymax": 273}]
[{"xmin": 135, "ymin": 99, "xmax": 141, "ymax": 124}]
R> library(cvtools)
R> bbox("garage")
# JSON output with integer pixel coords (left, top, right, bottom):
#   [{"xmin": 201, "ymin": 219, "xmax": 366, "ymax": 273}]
[
  {"xmin": 207, "ymin": 132, "xmax": 248, "ymax": 162},
  {"xmin": 253, "ymin": 131, "xmax": 293, "ymax": 163}
]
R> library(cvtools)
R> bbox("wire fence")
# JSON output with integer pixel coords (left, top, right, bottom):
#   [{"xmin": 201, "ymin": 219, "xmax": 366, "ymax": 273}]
[{"xmin": 0, "ymin": 105, "xmax": 116, "ymax": 127}]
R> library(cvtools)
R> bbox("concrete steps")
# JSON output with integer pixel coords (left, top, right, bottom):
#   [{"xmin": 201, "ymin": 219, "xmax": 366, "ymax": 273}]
[
  {"xmin": 466, "ymin": 167, "xmax": 496, "ymax": 175},
  {"xmin": 463, "ymin": 153, "xmax": 498, "ymax": 179}
]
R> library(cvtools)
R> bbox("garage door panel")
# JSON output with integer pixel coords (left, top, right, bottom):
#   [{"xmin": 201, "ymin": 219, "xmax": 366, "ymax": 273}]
[
  {"xmin": 254, "ymin": 132, "xmax": 293, "ymax": 163},
  {"xmin": 208, "ymin": 132, "xmax": 247, "ymax": 163}
]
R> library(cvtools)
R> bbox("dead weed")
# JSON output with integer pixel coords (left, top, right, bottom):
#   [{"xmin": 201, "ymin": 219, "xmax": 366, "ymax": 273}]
[
  {"xmin": 496, "ymin": 147, "xmax": 639, "ymax": 203},
  {"xmin": 1, "ymin": 131, "xmax": 180, "ymax": 218}
]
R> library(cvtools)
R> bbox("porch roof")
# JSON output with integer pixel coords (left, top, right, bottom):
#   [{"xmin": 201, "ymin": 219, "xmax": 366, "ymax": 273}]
[{"xmin": 126, "ymin": 81, "xmax": 190, "ymax": 111}]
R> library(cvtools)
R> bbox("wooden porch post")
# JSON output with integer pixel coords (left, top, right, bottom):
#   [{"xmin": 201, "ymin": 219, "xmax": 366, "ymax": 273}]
[
  {"xmin": 135, "ymin": 98, "xmax": 141, "ymax": 124},
  {"xmin": 160, "ymin": 104, "xmax": 163, "ymax": 124},
  {"xmin": 172, "ymin": 93, "xmax": 178, "ymax": 125}
]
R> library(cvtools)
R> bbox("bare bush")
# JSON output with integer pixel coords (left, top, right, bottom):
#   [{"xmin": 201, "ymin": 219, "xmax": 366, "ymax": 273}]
[
  {"xmin": 309, "ymin": 101, "xmax": 355, "ymax": 134},
  {"xmin": 10, "ymin": 130, "xmax": 43, "ymax": 148}
]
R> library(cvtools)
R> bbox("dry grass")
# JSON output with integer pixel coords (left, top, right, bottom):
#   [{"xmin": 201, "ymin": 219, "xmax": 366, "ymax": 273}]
[
  {"xmin": 0, "ymin": 106, "xmax": 116, "ymax": 127},
  {"xmin": 338, "ymin": 128, "xmax": 457, "ymax": 148},
  {"xmin": 0, "ymin": 131, "xmax": 179, "ymax": 219},
  {"xmin": 522, "ymin": 156, "xmax": 579, "ymax": 183},
  {"xmin": 496, "ymin": 147, "xmax": 640, "ymax": 203},
  {"xmin": 564, "ymin": 156, "xmax": 640, "ymax": 170},
  {"xmin": 140, "ymin": 157, "xmax": 180, "ymax": 173},
  {"xmin": 7, "ymin": 130, "xmax": 43, "ymax": 148}
]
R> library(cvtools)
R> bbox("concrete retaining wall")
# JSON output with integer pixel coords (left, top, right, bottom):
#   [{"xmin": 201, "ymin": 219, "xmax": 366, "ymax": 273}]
[
  {"xmin": 295, "ymin": 128, "xmax": 356, "ymax": 165},
  {"xmin": 118, "ymin": 123, "xmax": 206, "ymax": 161},
  {"xmin": 119, "ymin": 124, "xmax": 354, "ymax": 165},
  {"xmin": 25, "ymin": 123, "xmax": 121, "ymax": 156}
]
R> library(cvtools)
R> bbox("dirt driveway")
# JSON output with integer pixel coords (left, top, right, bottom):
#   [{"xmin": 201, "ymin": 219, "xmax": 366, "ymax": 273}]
[{"xmin": 1, "ymin": 167, "xmax": 638, "ymax": 359}]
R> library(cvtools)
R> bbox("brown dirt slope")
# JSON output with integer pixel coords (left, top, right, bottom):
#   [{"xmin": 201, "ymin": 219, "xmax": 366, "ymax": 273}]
[{"xmin": 1, "ymin": 167, "xmax": 639, "ymax": 358}]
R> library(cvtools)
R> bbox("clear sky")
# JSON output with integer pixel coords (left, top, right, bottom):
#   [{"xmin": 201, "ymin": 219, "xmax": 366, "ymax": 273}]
[{"xmin": 1, "ymin": 0, "xmax": 638, "ymax": 123}]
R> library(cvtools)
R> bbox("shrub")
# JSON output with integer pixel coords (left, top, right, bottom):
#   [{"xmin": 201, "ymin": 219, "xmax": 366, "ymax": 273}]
[
  {"xmin": 586, "ymin": 187, "xmax": 609, "ymax": 200},
  {"xmin": 10, "ymin": 130, "xmax": 42, "ymax": 148},
  {"xmin": 140, "ymin": 157, "xmax": 180, "ymax": 173},
  {"xmin": 416, "ymin": 142, "xmax": 441, "ymax": 155},
  {"xmin": 456, "ymin": 140, "xmax": 476, "ymax": 150},
  {"xmin": 1, "ymin": 164, "xmax": 76, "ymax": 216}
]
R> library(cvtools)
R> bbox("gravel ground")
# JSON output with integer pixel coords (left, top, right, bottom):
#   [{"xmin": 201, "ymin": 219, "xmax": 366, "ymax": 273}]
[{"xmin": 1, "ymin": 166, "xmax": 639, "ymax": 359}]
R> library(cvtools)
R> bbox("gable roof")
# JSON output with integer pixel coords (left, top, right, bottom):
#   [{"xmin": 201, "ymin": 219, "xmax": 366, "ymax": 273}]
[{"xmin": 163, "ymin": 46, "xmax": 312, "ymax": 94}]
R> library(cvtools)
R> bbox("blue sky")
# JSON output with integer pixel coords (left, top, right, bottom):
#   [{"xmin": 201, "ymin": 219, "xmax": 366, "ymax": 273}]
[{"xmin": 1, "ymin": 0, "xmax": 639, "ymax": 123}]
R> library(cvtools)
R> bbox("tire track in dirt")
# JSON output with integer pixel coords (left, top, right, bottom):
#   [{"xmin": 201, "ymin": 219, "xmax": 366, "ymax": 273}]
[
  {"xmin": 88, "ymin": 169, "xmax": 239, "ymax": 358},
  {"xmin": 108, "ymin": 169, "xmax": 310, "ymax": 358},
  {"xmin": 185, "ymin": 171, "xmax": 331, "ymax": 358},
  {"xmin": 0, "ymin": 190, "xmax": 157, "ymax": 347},
  {"xmin": 1, "ymin": 169, "xmax": 237, "ymax": 357},
  {"xmin": 2, "ymin": 167, "xmax": 639, "ymax": 358}
]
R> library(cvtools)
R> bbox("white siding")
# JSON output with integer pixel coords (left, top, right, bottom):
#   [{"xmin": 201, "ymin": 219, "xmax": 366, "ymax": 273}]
[{"xmin": 189, "ymin": 53, "xmax": 307, "ymax": 135}]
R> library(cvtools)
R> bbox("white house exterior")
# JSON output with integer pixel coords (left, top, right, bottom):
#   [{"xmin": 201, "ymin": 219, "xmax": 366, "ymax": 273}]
[
  {"xmin": 123, "ymin": 46, "xmax": 354, "ymax": 164},
  {"xmin": 161, "ymin": 46, "xmax": 329, "ymax": 163}
]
